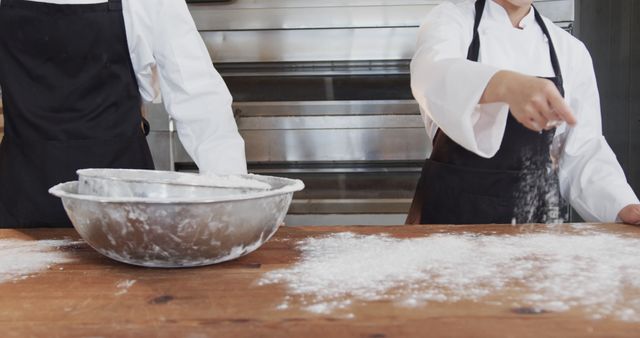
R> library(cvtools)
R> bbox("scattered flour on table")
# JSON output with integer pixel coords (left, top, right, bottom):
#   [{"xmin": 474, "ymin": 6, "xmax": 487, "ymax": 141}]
[
  {"xmin": 115, "ymin": 279, "xmax": 137, "ymax": 296},
  {"xmin": 0, "ymin": 239, "xmax": 78, "ymax": 283},
  {"xmin": 259, "ymin": 230, "xmax": 640, "ymax": 321}
]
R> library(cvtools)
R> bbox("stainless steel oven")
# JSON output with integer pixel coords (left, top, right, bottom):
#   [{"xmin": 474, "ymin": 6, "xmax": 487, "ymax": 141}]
[{"xmin": 146, "ymin": 0, "xmax": 575, "ymax": 225}]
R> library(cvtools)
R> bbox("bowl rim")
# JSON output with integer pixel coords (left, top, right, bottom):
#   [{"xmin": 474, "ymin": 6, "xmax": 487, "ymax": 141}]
[
  {"xmin": 76, "ymin": 168, "xmax": 273, "ymax": 190},
  {"xmin": 48, "ymin": 175, "xmax": 305, "ymax": 204}
]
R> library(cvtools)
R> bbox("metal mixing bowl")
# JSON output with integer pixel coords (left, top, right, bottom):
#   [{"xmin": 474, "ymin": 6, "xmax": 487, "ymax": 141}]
[
  {"xmin": 49, "ymin": 170, "xmax": 304, "ymax": 268},
  {"xmin": 76, "ymin": 169, "xmax": 272, "ymax": 199}
]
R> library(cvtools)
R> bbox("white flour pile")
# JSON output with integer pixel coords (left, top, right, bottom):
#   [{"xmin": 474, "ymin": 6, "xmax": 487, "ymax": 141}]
[
  {"xmin": 0, "ymin": 239, "xmax": 77, "ymax": 283},
  {"xmin": 260, "ymin": 229, "xmax": 640, "ymax": 321}
]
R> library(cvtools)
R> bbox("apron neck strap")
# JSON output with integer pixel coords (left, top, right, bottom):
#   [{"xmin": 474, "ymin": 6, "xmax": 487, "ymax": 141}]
[
  {"xmin": 533, "ymin": 7, "xmax": 564, "ymax": 88},
  {"xmin": 466, "ymin": 0, "xmax": 487, "ymax": 61},
  {"xmin": 466, "ymin": 0, "xmax": 564, "ymax": 88}
]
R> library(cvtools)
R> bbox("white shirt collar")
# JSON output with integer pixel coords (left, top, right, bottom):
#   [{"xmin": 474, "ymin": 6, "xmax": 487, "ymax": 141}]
[{"xmin": 487, "ymin": 0, "xmax": 536, "ymax": 30}]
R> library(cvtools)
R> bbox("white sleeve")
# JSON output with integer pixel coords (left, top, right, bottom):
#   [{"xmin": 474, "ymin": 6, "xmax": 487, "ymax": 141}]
[
  {"xmin": 559, "ymin": 43, "xmax": 639, "ymax": 222},
  {"xmin": 150, "ymin": 0, "xmax": 247, "ymax": 175},
  {"xmin": 410, "ymin": 3, "xmax": 510, "ymax": 158}
]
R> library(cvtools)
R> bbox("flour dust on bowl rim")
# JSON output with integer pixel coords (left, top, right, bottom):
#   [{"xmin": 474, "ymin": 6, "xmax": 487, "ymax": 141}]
[{"xmin": 48, "ymin": 169, "xmax": 305, "ymax": 268}]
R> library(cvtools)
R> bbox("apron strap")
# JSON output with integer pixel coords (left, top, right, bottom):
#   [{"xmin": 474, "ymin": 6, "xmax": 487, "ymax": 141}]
[
  {"xmin": 467, "ymin": 0, "xmax": 564, "ymax": 87},
  {"xmin": 466, "ymin": 0, "xmax": 487, "ymax": 62},
  {"xmin": 432, "ymin": 0, "xmax": 485, "ymax": 147},
  {"xmin": 533, "ymin": 7, "xmax": 564, "ymax": 93},
  {"xmin": 434, "ymin": 0, "xmax": 486, "ymax": 146},
  {"xmin": 108, "ymin": 0, "xmax": 122, "ymax": 11}
]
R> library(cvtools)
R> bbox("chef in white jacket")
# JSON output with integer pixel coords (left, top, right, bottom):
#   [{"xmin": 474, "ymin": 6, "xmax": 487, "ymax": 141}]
[
  {"xmin": 408, "ymin": 0, "xmax": 640, "ymax": 224},
  {"xmin": 0, "ymin": 0, "xmax": 246, "ymax": 227}
]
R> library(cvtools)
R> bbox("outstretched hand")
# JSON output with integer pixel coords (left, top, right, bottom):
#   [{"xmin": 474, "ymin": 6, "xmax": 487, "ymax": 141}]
[{"xmin": 481, "ymin": 71, "xmax": 578, "ymax": 132}]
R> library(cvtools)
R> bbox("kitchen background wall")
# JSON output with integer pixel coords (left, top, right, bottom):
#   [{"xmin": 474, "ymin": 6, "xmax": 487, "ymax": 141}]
[
  {"xmin": 0, "ymin": 0, "xmax": 637, "ymax": 199},
  {"xmin": 575, "ymin": 0, "xmax": 640, "ymax": 196}
]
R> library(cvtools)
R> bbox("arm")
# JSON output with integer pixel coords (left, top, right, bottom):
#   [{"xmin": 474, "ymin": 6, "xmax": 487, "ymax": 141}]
[
  {"xmin": 411, "ymin": 3, "xmax": 575, "ymax": 157},
  {"xmin": 411, "ymin": 3, "xmax": 508, "ymax": 158},
  {"xmin": 151, "ymin": 0, "xmax": 247, "ymax": 175},
  {"xmin": 558, "ymin": 43, "xmax": 639, "ymax": 223},
  {"xmin": 481, "ymin": 71, "xmax": 576, "ymax": 131}
]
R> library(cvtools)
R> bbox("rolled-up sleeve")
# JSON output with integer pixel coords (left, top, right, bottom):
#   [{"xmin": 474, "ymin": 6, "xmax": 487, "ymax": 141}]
[
  {"xmin": 150, "ymin": 0, "xmax": 247, "ymax": 175},
  {"xmin": 410, "ymin": 3, "xmax": 509, "ymax": 158},
  {"xmin": 559, "ymin": 43, "xmax": 639, "ymax": 222}
]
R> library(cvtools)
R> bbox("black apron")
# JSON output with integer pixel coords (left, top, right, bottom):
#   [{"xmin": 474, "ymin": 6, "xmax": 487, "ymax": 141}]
[
  {"xmin": 0, "ymin": 0, "xmax": 155, "ymax": 228},
  {"xmin": 408, "ymin": 0, "xmax": 568, "ymax": 225}
]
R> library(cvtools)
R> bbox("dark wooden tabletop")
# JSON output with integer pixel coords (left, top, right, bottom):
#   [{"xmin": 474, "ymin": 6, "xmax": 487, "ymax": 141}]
[{"xmin": 1, "ymin": 224, "xmax": 640, "ymax": 338}]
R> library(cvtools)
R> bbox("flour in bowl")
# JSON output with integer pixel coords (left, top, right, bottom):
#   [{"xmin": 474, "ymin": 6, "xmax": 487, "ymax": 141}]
[
  {"xmin": 173, "ymin": 173, "xmax": 271, "ymax": 190},
  {"xmin": 260, "ymin": 229, "xmax": 640, "ymax": 321}
]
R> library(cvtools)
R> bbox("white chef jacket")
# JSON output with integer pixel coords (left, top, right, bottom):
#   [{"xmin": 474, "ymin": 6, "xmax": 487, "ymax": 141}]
[
  {"xmin": 0, "ymin": 0, "xmax": 247, "ymax": 175},
  {"xmin": 411, "ymin": 0, "xmax": 639, "ymax": 222}
]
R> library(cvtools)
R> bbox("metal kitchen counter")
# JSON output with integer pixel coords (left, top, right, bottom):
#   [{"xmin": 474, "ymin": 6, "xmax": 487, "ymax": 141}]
[{"xmin": 2, "ymin": 224, "xmax": 639, "ymax": 337}]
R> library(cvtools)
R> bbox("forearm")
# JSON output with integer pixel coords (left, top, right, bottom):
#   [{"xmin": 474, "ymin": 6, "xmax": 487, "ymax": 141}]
[
  {"xmin": 480, "ymin": 70, "xmax": 577, "ymax": 131},
  {"xmin": 480, "ymin": 70, "xmax": 513, "ymax": 104},
  {"xmin": 411, "ymin": 55, "xmax": 509, "ymax": 156},
  {"xmin": 560, "ymin": 136, "xmax": 639, "ymax": 222}
]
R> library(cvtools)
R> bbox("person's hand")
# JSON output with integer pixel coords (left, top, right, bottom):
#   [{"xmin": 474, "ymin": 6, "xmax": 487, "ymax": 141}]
[
  {"xmin": 482, "ymin": 71, "xmax": 578, "ymax": 132},
  {"xmin": 619, "ymin": 204, "xmax": 640, "ymax": 225}
]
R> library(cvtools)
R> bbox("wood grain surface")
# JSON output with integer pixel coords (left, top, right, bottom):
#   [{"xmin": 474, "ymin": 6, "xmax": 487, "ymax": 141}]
[{"xmin": 1, "ymin": 224, "xmax": 640, "ymax": 338}]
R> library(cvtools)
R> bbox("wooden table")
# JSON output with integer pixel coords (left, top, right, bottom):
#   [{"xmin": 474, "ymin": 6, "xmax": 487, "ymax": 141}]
[{"xmin": 1, "ymin": 224, "xmax": 640, "ymax": 338}]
